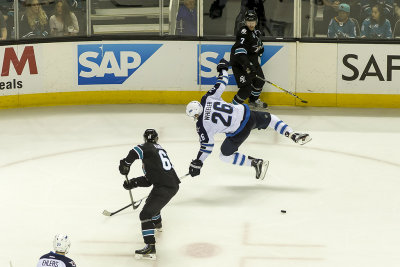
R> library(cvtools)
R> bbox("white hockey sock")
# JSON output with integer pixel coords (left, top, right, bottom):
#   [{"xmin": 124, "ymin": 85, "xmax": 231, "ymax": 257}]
[
  {"xmin": 268, "ymin": 114, "xmax": 293, "ymax": 136},
  {"xmin": 219, "ymin": 152, "xmax": 252, "ymax": 166}
]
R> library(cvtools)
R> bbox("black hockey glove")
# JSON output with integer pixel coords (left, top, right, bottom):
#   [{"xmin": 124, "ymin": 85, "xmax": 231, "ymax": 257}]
[
  {"xmin": 123, "ymin": 178, "xmax": 138, "ymax": 190},
  {"xmin": 119, "ymin": 159, "xmax": 131, "ymax": 175},
  {"xmin": 189, "ymin": 159, "xmax": 203, "ymax": 177},
  {"xmin": 217, "ymin": 58, "xmax": 229, "ymax": 73}
]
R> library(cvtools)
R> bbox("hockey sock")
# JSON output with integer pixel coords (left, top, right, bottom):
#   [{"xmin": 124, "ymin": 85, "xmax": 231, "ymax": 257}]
[
  {"xmin": 233, "ymin": 85, "xmax": 252, "ymax": 104},
  {"xmin": 219, "ymin": 152, "xmax": 252, "ymax": 166},
  {"xmin": 141, "ymin": 219, "xmax": 156, "ymax": 244},
  {"xmin": 152, "ymin": 213, "xmax": 161, "ymax": 225},
  {"xmin": 249, "ymin": 87, "xmax": 262, "ymax": 102},
  {"xmin": 232, "ymin": 94, "xmax": 245, "ymax": 105},
  {"xmin": 268, "ymin": 114, "xmax": 293, "ymax": 136}
]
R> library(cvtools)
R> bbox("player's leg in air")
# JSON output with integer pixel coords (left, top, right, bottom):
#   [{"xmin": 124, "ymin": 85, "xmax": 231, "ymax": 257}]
[{"xmin": 219, "ymin": 111, "xmax": 311, "ymax": 180}]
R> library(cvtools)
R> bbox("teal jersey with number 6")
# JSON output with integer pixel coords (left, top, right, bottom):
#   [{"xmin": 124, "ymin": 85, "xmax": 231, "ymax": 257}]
[{"xmin": 126, "ymin": 142, "xmax": 180, "ymax": 187}]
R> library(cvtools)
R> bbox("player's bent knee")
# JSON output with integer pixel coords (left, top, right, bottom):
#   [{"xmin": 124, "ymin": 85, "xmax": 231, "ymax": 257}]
[
  {"xmin": 220, "ymin": 142, "xmax": 237, "ymax": 157},
  {"xmin": 139, "ymin": 210, "xmax": 153, "ymax": 221}
]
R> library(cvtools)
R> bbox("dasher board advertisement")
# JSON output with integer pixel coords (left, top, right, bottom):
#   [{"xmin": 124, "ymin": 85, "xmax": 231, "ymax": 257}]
[{"xmin": 338, "ymin": 44, "xmax": 400, "ymax": 94}]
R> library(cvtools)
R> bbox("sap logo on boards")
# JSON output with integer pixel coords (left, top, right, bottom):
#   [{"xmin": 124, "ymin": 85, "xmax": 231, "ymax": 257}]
[
  {"xmin": 78, "ymin": 44, "xmax": 162, "ymax": 85},
  {"xmin": 0, "ymin": 46, "xmax": 38, "ymax": 90},
  {"xmin": 342, "ymin": 54, "xmax": 400, "ymax": 81},
  {"xmin": 198, "ymin": 44, "xmax": 283, "ymax": 85}
]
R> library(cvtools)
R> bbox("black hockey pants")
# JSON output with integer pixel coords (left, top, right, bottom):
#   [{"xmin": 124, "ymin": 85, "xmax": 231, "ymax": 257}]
[{"xmin": 140, "ymin": 185, "xmax": 179, "ymax": 244}]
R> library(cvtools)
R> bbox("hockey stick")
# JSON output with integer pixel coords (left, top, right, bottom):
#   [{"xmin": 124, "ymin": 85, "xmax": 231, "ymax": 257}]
[
  {"xmin": 255, "ymin": 75, "xmax": 309, "ymax": 104},
  {"xmin": 102, "ymin": 173, "xmax": 190, "ymax": 217},
  {"xmin": 125, "ymin": 174, "xmax": 136, "ymax": 211},
  {"xmin": 102, "ymin": 174, "xmax": 139, "ymax": 216},
  {"xmin": 102, "ymin": 196, "xmax": 146, "ymax": 216}
]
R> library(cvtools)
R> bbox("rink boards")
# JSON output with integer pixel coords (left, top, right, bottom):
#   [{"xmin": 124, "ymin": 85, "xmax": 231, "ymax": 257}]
[{"xmin": 0, "ymin": 41, "xmax": 399, "ymax": 108}]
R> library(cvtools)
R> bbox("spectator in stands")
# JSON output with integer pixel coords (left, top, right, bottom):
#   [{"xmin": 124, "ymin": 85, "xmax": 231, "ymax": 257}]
[
  {"xmin": 49, "ymin": 0, "xmax": 79, "ymax": 36},
  {"xmin": 0, "ymin": 10, "xmax": 7, "ymax": 40},
  {"xmin": 20, "ymin": 0, "xmax": 49, "ymax": 38},
  {"xmin": 323, "ymin": 0, "xmax": 362, "ymax": 30},
  {"xmin": 361, "ymin": 0, "xmax": 393, "ymax": 21},
  {"xmin": 322, "ymin": 0, "xmax": 341, "ymax": 30},
  {"xmin": 176, "ymin": 0, "xmax": 197, "ymax": 36},
  {"xmin": 328, "ymin": 3, "xmax": 357, "ymax": 37},
  {"xmin": 361, "ymin": 4, "xmax": 392, "ymax": 38}
]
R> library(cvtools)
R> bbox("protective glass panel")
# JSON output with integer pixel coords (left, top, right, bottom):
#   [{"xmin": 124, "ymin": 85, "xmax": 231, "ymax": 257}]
[
  {"xmin": 304, "ymin": 0, "xmax": 398, "ymax": 39},
  {"xmin": 203, "ymin": 0, "xmax": 294, "ymax": 37},
  {"xmin": 90, "ymin": 0, "xmax": 162, "ymax": 36}
]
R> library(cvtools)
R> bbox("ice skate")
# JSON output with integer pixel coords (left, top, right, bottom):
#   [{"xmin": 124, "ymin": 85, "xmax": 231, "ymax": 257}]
[
  {"xmin": 135, "ymin": 244, "xmax": 156, "ymax": 260},
  {"xmin": 288, "ymin": 132, "xmax": 312, "ymax": 145},
  {"xmin": 251, "ymin": 158, "xmax": 269, "ymax": 180},
  {"xmin": 154, "ymin": 222, "xmax": 163, "ymax": 232},
  {"xmin": 248, "ymin": 99, "xmax": 268, "ymax": 111}
]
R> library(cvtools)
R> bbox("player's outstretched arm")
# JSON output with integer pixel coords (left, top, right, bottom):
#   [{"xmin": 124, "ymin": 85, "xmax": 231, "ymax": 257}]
[{"xmin": 208, "ymin": 59, "xmax": 229, "ymax": 99}]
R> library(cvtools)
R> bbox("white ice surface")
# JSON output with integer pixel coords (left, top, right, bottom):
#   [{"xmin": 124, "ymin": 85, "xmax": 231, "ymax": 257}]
[{"xmin": 1, "ymin": 104, "xmax": 400, "ymax": 267}]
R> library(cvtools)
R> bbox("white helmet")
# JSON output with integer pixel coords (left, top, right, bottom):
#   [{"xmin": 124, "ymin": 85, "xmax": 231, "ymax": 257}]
[
  {"xmin": 186, "ymin": 101, "xmax": 203, "ymax": 119},
  {"xmin": 53, "ymin": 234, "xmax": 71, "ymax": 254}
]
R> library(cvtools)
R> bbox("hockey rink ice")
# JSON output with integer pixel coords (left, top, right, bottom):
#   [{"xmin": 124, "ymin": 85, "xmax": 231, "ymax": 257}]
[{"xmin": 1, "ymin": 104, "xmax": 400, "ymax": 267}]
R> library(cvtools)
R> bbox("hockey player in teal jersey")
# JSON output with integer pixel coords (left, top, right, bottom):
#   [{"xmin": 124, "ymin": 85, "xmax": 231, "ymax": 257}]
[{"xmin": 119, "ymin": 129, "xmax": 180, "ymax": 260}]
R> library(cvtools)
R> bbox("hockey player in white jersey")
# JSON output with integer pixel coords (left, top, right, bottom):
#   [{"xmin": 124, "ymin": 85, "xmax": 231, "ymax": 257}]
[
  {"xmin": 36, "ymin": 234, "xmax": 76, "ymax": 267},
  {"xmin": 186, "ymin": 58, "xmax": 311, "ymax": 179}
]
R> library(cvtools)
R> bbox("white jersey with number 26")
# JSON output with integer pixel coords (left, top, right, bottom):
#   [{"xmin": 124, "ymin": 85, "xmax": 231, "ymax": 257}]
[{"xmin": 195, "ymin": 69, "xmax": 250, "ymax": 162}]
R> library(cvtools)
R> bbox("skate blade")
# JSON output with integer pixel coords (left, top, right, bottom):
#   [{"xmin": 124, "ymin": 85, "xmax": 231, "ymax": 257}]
[
  {"xmin": 259, "ymin": 161, "xmax": 269, "ymax": 180},
  {"xmin": 135, "ymin": 253, "xmax": 156, "ymax": 260},
  {"xmin": 155, "ymin": 227, "xmax": 163, "ymax": 232},
  {"xmin": 300, "ymin": 136, "xmax": 312, "ymax": 145}
]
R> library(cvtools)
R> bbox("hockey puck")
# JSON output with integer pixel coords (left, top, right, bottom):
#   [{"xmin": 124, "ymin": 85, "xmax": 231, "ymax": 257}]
[{"xmin": 280, "ymin": 210, "xmax": 286, "ymax": 213}]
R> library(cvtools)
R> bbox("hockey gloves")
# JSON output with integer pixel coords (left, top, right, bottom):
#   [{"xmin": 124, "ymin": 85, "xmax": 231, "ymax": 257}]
[
  {"xmin": 119, "ymin": 159, "xmax": 131, "ymax": 175},
  {"xmin": 189, "ymin": 159, "xmax": 203, "ymax": 177},
  {"xmin": 217, "ymin": 58, "xmax": 229, "ymax": 73},
  {"xmin": 123, "ymin": 178, "xmax": 138, "ymax": 190}
]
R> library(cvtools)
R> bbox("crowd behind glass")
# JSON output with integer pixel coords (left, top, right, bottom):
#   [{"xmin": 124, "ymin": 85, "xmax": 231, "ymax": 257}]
[{"xmin": 0, "ymin": 0, "xmax": 398, "ymax": 40}]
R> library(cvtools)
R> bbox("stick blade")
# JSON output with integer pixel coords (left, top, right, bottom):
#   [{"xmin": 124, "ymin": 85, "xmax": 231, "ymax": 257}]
[
  {"xmin": 102, "ymin": 210, "xmax": 112, "ymax": 216},
  {"xmin": 301, "ymin": 100, "xmax": 308, "ymax": 103},
  {"xmin": 133, "ymin": 200, "xmax": 143, "ymax": 210}
]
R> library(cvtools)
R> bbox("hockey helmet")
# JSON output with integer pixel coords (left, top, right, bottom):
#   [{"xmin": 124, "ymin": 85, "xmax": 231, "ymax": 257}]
[
  {"xmin": 244, "ymin": 10, "xmax": 258, "ymax": 23},
  {"xmin": 143, "ymin": 129, "xmax": 159, "ymax": 143},
  {"xmin": 186, "ymin": 101, "xmax": 203, "ymax": 119},
  {"xmin": 53, "ymin": 234, "xmax": 71, "ymax": 254}
]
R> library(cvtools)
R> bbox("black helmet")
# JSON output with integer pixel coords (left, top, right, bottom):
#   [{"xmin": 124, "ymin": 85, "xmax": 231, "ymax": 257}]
[
  {"xmin": 244, "ymin": 10, "xmax": 258, "ymax": 23},
  {"xmin": 143, "ymin": 129, "xmax": 158, "ymax": 143}
]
